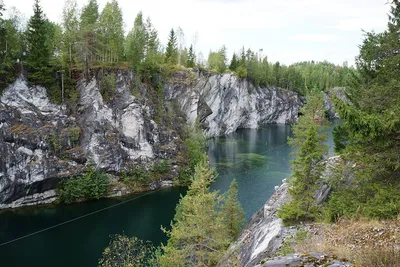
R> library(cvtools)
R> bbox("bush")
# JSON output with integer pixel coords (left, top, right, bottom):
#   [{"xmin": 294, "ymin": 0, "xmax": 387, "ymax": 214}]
[
  {"xmin": 99, "ymin": 235, "xmax": 159, "ymax": 267},
  {"xmin": 235, "ymin": 66, "xmax": 247, "ymax": 79},
  {"xmin": 177, "ymin": 123, "xmax": 207, "ymax": 186},
  {"xmin": 152, "ymin": 160, "xmax": 169, "ymax": 174},
  {"xmin": 277, "ymin": 201, "xmax": 312, "ymax": 226},
  {"xmin": 323, "ymin": 182, "xmax": 400, "ymax": 222},
  {"xmin": 126, "ymin": 166, "xmax": 150, "ymax": 185},
  {"xmin": 57, "ymin": 168, "xmax": 109, "ymax": 203}
]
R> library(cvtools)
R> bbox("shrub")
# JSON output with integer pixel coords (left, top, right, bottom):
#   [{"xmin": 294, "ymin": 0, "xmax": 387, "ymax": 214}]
[
  {"xmin": 323, "ymin": 182, "xmax": 400, "ymax": 222},
  {"xmin": 99, "ymin": 235, "xmax": 159, "ymax": 267},
  {"xmin": 152, "ymin": 160, "xmax": 169, "ymax": 174},
  {"xmin": 236, "ymin": 66, "xmax": 247, "ymax": 79},
  {"xmin": 57, "ymin": 168, "xmax": 109, "ymax": 203},
  {"xmin": 126, "ymin": 166, "xmax": 150, "ymax": 185}
]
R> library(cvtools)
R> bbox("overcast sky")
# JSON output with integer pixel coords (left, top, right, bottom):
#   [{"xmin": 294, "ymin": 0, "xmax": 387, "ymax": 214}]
[{"xmin": 3, "ymin": 0, "xmax": 391, "ymax": 65}]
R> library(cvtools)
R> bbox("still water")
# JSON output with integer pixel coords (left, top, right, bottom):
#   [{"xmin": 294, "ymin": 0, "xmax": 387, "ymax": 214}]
[{"xmin": 0, "ymin": 124, "xmax": 334, "ymax": 267}]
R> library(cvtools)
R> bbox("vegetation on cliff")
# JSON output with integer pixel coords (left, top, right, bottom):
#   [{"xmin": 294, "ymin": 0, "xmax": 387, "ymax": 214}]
[
  {"xmin": 278, "ymin": 90, "xmax": 328, "ymax": 225},
  {"xmin": 0, "ymin": 0, "xmax": 354, "ymax": 99}
]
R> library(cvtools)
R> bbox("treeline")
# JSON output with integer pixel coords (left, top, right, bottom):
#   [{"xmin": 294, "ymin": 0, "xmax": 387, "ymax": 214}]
[
  {"xmin": 209, "ymin": 46, "xmax": 356, "ymax": 95},
  {"xmin": 0, "ymin": 0, "xmax": 355, "ymax": 100}
]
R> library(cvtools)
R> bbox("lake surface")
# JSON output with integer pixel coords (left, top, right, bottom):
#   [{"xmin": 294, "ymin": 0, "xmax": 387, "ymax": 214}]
[{"xmin": 0, "ymin": 123, "xmax": 335, "ymax": 267}]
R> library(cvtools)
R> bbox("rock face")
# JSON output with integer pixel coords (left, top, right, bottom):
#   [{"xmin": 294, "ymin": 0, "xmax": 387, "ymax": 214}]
[
  {"xmin": 218, "ymin": 156, "xmax": 346, "ymax": 267},
  {"xmin": 165, "ymin": 70, "xmax": 301, "ymax": 138},
  {"xmin": 218, "ymin": 181, "xmax": 294, "ymax": 267},
  {"xmin": 0, "ymin": 70, "xmax": 302, "ymax": 208},
  {"xmin": 0, "ymin": 71, "xmax": 183, "ymax": 208}
]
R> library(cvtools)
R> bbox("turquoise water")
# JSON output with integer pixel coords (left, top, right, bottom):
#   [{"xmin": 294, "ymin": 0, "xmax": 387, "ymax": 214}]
[{"xmin": 0, "ymin": 123, "xmax": 335, "ymax": 267}]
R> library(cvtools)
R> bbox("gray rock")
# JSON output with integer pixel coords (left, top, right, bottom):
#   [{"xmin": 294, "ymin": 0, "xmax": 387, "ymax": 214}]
[
  {"xmin": 256, "ymin": 253, "xmax": 353, "ymax": 267},
  {"xmin": 165, "ymin": 70, "xmax": 302, "ymax": 138}
]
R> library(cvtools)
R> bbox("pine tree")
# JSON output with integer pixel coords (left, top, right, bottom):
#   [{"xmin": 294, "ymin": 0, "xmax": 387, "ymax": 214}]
[
  {"xmin": 278, "ymin": 90, "xmax": 328, "ymax": 225},
  {"xmin": 159, "ymin": 159, "xmax": 229, "ymax": 266},
  {"xmin": 144, "ymin": 17, "xmax": 159, "ymax": 58},
  {"xmin": 98, "ymin": 0, "xmax": 124, "ymax": 62},
  {"xmin": 221, "ymin": 179, "xmax": 245, "ymax": 239},
  {"xmin": 165, "ymin": 28, "xmax": 178, "ymax": 65},
  {"xmin": 186, "ymin": 44, "xmax": 196, "ymax": 68},
  {"xmin": 326, "ymin": 0, "xmax": 400, "ymax": 220},
  {"xmin": 229, "ymin": 53, "xmax": 238, "ymax": 71},
  {"xmin": 79, "ymin": 0, "xmax": 99, "ymax": 63},
  {"xmin": 26, "ymin": 0, "xmax": 53, "ymax": 86},
  {"xmin": 125, "ymin": 12, "xmax": 146, "ymax": 69}
]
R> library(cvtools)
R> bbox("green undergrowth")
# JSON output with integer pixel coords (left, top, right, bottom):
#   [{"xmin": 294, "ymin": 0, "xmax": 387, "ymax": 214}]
[{"xmin": 57, "ymin": 167, "xmax": 109, "ymax": 203}]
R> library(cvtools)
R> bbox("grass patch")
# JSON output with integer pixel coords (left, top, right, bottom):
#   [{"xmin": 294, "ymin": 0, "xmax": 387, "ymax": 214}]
[{"xmin": 293, "ymin": 219, "xmax": 400, "ymax": 266}]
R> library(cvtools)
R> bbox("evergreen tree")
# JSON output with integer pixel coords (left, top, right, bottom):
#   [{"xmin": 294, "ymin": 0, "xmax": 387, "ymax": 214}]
[
  {"xmin": 229, "ymin": 53, "xmax": 238, "ymax": 71},
  {"xmin": 144, "ymin": 17, "xmax": 159, "ymax": 58},
  {"xmin": 26, "ymin": 0, "xmax": 53, "ymax": 86},
  {"xmin": 159, "ymin": 159, "xmax": 229, "ymax": 266},
  {"xmin": 0, "ymin": 7, "xmax": 26, "ymax": 91},
  {"xmin": 278, "ymin": 91, "xmax": 328, "ymax": 225},
  {"xmin": 165, "ymin": 28, "xmax": 178, "ymax": 65},
  {"xmin": 125, "ymin": 12, "xmax": 146, "ymax": 69},
  {"xmin": 221, "ymin": 179, "xmax": 245, "ymax": 239},
  {"xmin": 325, "ymin": 0, "xmax": 400, "ymax": 220},
  {"xmin": 79, "ymin": 0, "xmax": 99, "ymax": 63},
  {"xmin": 98, "ymin": 0, "xmax": 124, "ymax": 62},
  {"xmin": 186, "ymin": 44, "xmax": 195, "ymax": 68}
]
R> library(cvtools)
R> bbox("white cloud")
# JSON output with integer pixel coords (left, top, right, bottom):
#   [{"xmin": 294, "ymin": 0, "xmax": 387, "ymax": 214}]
[
  {"xmin": 290, "ymin": 34, "xmax": 339, "ymax": 42},
  {"xmin": 335, "ymin": 17, "xmax": 387, "ymax": 32}
]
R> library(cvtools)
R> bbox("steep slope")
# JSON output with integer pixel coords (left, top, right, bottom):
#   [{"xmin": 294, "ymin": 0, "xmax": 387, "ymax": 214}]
[
  {"xmin": 0, "ymin": 69, "xmax": 302, "ymax": 208},
  {"xmin": 165, "ymin": 70, "xmax": 301, "ymax": 138}
]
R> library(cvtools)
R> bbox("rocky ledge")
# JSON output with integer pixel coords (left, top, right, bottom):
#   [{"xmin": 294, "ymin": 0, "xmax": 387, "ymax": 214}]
[{"xmin": 218, "ymin": 156, "xmax": 351, "ymax": 267}]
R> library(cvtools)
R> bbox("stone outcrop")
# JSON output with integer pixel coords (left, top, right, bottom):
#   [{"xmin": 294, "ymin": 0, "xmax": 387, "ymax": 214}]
[
  {"xmin": 165, "ymin": 70, "xmax": 301, "ymax": 138},
  {"xmin": 218, "ymin": 156, "xmax": 346, "ymax": 267},
  {"xmin": 0, "ymin": 70, "xmax": 303, "ymax": 208},
  {"xmin": 0, "ymin": 71, "xmax": 183, "ymax": 208}
]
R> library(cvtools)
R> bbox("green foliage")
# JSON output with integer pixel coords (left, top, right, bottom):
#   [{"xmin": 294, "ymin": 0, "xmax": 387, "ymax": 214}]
[
  {"xmin": 100, "ymin": 72, "xmax": 116, "ymax": 102},
  {"xmin": 165, "ymin": 29, "xmax": 178, "ymax": 65},
  {"xmin": 159, "ymin": 159, "xmax": 230, "ymax": 266},
  {"xmin": 220, "ymin": 179, "xmax": 246, "ymax": 239},
  {"xmin": 224, "ymin": 47, "xmax": 355, "ymax": 94},
  {"xmin": 57, "ymin": 168, "xmax": 109, "ymax": 203},
  {"xmin": 332, "ymin": 124, "xmax": 349, "ymax": 153},
  {"xmin": 98, "ymin": 0, "xmax": 124, "ymax": 62},
  {"xmin": 177, "ymin": 123, "xmax": 207, "ymax": 186},
  {"xmin": 186, "ymin": 45, "xmax": 196, "ymax": 68},
  {"xmin": 79, "ymin": 0, "xmax": 100, "ymax": 65},
  {"xmin": 125, "ymin": 12, "xmax": 146, "ymax": 69},
  {"xmin": 323, "ymin": 182, "xmax": 400, "ymax": 222},
  {"xmin": 99, "ymin": 235, "xmax": 159, "ymax": 267},
  {"xmin": 235, "ymin": 65, "xmax": 247, "ymax": 79},
  {"xmin": 124, "ymin": 166, "xmax": 150, "ymax": 185},
  {"xmin": 278, "ymin": 91, "xmax": 328, "ymax": 225},
  {"xmin": 207, "ymin": 46, "xmax": 227, "ymax": 73},
  {"xmin": 26, "ymin": 0, "xmax": 55, "ymax": 87},
  {"xmin": 152, "ymin": 160, "xmax": 169, "ymax": 174},
  {"xmin": 325, "ymin": 1, "xmax": 400, "ymax": 221}
]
